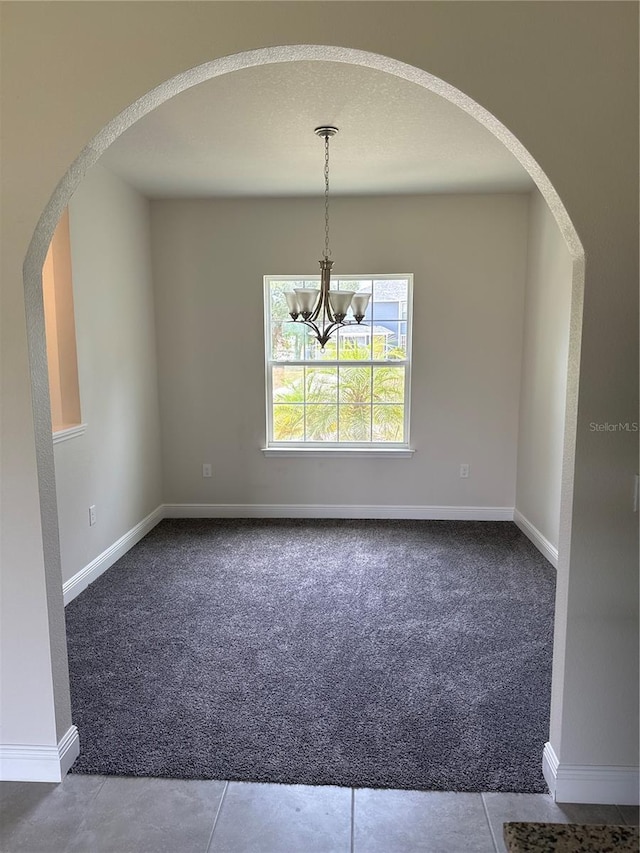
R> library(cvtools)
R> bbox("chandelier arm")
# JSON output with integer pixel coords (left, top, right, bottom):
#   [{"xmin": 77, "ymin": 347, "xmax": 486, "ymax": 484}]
[
  {"xmin": 309, "ymin": 258, "xmax": 335, "ymax": 324},
  {"xmin": 321, "ymin": 320, "xmax": 344, "ymax": 337},
  {"xmin": 295, "ymin": 317, "xmax": 346, "ymax": 350},
  {"xmin": 308, "ymin": 290, "xmax": 323, "ymax": 323},
  {"xmin": 303, "ymin": 318, "xmax": 333, "ymax": 350},
  {"xmin": 297, "ymin": 318, "xmax": 322, "ymax": 341},
  {"xmin": 316, "ymin": 320, "xmax": 344, "ymax": 348}
]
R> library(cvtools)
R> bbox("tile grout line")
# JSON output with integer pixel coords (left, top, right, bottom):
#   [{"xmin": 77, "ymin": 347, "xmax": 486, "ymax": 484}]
[
  {"xmin": 614, "ymin": 803, "xmax": 638, "ymax": 827},
  {"xmin": 480, "ymin": 793, "xmax": 500, "ymax": 853},
  {"xmin": 88, "ymin": 775, "xmax": 109, "ymax": 801},
  {"xmin": 614, "ymin": 804, "xmax": 625, "ymax": 825},
  {"xmin": 350, "ymin": 788, "xmax": 355, "ymax": 853},
  {"xmin": 205, "ymin": 780, "xmax": 229, "ymax": 853},
  {"xmin": 60, "ymin": 774, "xmax": 109, "ymax": 851}
]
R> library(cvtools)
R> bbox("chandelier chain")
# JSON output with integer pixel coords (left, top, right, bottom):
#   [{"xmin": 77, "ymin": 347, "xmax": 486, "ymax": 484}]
[
  {"xmin": 324, "ymin": 133, "xmax": 331, "ymax": 259},
  {"xmin": 284, "ymin": 125, "xmax": 371, "ymax": 351}
]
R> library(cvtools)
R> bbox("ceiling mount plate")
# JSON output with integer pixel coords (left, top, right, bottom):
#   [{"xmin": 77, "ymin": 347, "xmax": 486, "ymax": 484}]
[{"xmin": 314, "ymin": 126, "xmax": 339, "ymax": 139}]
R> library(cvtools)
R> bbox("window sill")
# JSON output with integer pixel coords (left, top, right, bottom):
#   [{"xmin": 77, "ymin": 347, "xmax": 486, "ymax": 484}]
[
  {"xmin": 262, "ymin": 447, "xmax": 415, "ymax": 458},
  {"xmin": 52, "ymin": 423, "xmax": 87, "ymax": 444}
]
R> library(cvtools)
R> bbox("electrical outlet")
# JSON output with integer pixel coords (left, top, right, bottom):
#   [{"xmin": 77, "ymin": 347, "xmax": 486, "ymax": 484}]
[
  {"xmin": 202, "ymin": 463, "xmax": 212, "ymax": 478},
  {"xmin": 89, "ymin": 505, "xmax": 97, "ymax": 526},
  {"xmin": 459, "ymin": 463, "xmax": 470, "ymax": 479}
]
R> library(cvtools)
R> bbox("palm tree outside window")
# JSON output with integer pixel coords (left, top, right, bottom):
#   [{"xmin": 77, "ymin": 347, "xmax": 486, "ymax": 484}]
[{"xmin": 264, "ymin": 275, "xmax": 413, "ymax": 447}]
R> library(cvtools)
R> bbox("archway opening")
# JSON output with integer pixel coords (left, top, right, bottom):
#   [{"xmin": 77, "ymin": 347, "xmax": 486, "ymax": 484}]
[{"xmin": 24, "ymin": 45, "xmax": 584, "ymax": 790}]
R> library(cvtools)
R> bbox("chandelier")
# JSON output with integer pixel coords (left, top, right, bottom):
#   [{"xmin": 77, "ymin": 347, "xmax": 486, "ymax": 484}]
[{"xmin": 285, "ymin": 126, "xmax": 371, "ymax": 349}]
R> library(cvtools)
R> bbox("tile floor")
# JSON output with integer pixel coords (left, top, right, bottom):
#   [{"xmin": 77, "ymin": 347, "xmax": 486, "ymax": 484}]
[{"xmin": 0, "ymin": 774, "xmax": 637, "ymax": 853}]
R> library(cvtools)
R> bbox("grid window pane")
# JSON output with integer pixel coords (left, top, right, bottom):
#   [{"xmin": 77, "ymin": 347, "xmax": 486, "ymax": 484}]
[
  {"xmin": 272, "ymin": 366, "xmax": 304, "ymax": 403},
  {"xmin": 371, "ymin": 327, "xmax": 395, "ymax": 360},
  {"xmin": 306, "ymin": 367, "xmax": 337, "ymax": 403},
  {"xmin": 338, "ymin": 279, "xmax": 372, "ymax": 292},
  {"xmin": 337, "ymin": 324, "xmax": 371, "ymax": 361},
  {"xmin": 339, "ymin": 405, "xmax": 371, "ymax": 442},
  {"xmin": 306, "ymin": 405, "xmax": 338, "ymax": 441},
  {"xmin": 339, "ymin": 367, "xmax": 372, "ymax": 403},
  {"xmin": 271, "ymin": 322, "xmax": 307, "ymax": 361},
  {"xmin": 371, "ymin": 280, "xmax": 409, "ymax": 321},
  {"xmin": 373, "ymin": 366, "xmax": 405, "ymax": 402},
  {"xmin": 373, "ymin": 405, "xmax": 404, "ymax": 442},
  {"xmin": 273, "ymin": 405, "xmax": 304, "ymax": 441},
  {"xmin": 372, "ymin": 322, "xmax": 406, "ymax": 360}
]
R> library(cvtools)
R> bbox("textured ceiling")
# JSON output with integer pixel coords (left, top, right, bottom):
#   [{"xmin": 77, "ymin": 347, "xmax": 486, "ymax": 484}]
[{"xmin": 101, "ymin": 61, "xmax": 534, "ymax": 198}]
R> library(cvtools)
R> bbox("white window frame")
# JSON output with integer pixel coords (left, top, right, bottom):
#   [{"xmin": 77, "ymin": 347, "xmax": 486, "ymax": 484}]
[{"xmin": 263, "ymin": 274, "xmax": 414, "ymax": 457}]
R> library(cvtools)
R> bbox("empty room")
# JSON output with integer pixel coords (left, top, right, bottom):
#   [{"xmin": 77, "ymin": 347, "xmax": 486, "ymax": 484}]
[{"xmin": 1, "ymin": 4, "xmax": 637, "ymax": 853}]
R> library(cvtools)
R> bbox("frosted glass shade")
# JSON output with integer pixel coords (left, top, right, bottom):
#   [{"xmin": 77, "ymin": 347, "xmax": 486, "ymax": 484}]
[
  {"xmin": 294, "ymin": 288, "xmax": 320, "ymax": 317},
  {"xmin": 285, "ymin": 291, "xmax": 300, "ymax": 317},
  {"xmin": 328, "ymin": 290, "xmax": 355, "ymax": 320},
  {"xmin": 350, "ymin": 293, "xmax": 371, "ymax": 320}
]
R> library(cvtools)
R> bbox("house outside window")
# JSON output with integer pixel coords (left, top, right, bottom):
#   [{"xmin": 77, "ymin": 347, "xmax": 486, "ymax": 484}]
[{"xmin": 264, "ymin": 275, "xmax": 413, "ymax": 450}]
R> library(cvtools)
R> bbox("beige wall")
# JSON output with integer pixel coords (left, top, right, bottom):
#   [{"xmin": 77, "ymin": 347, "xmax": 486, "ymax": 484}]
[
  {"xmin": 53, "ymin": 165, "xmax": 163, "ymax": 586},
  {"xmin": 0, "ymin": 2, "xmax": 637, "ymax": 790},
  {"xmin": 516, "ymin": 190, "xmax": 573, "ymax": 548},
  {"xmin": 152, "ymin": 194, "xmax": 527, "ymax": 508}
]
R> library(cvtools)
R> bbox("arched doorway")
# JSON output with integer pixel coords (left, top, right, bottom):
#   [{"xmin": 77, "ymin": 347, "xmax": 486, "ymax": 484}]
[{"xmin": 23, "ymin": 44, "xmax": 584, "ymax": 784}]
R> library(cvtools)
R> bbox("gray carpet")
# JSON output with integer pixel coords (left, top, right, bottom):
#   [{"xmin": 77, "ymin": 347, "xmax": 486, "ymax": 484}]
[{"xmin": 65, "ymin": 519, "xmax": 555, "ymax": 791}]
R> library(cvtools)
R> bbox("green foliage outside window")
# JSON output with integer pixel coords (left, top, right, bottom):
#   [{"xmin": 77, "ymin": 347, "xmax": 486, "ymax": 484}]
[{"xmin": 267, "ymin": 277, "xmax": 411, "ymax": 445}]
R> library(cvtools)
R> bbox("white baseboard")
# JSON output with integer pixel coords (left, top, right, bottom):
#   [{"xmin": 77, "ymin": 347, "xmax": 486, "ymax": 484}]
[
  {"xmin": 162, "ymin": 503, "xmax": 515, "ymax": 521},
  {"xmin": 63, "ymin": 506, "xmax": 164, "ymax": 605},
  {"xmin": 62, "ymin": 503, "xmax": 514, "ymax": 604},
  {"xmin": 0, "ymin": 725, "xmax": 79, "ymax": 783},
  {"xmin": 543, "ymin": 742, "xmax": 639, "ymax": 805},
  {"xmin": 514, "ymin": 509, "xmax": 558, "ymax": 568}
]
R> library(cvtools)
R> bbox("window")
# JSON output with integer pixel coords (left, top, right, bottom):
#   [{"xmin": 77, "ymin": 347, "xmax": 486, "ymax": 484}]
[
  {"xmin": 264, "ymin": 275, "xmax": 412, "ymax": 451},
  {"xmin": 42, "ymin": 208, "xmax": 83, "ymax": 440}
]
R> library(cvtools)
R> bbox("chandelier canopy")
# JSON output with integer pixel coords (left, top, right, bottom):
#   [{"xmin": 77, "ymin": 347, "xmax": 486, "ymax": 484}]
[{"xmin": 285, "ymin": 126, "xmax": 371, "ymax": 349}]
